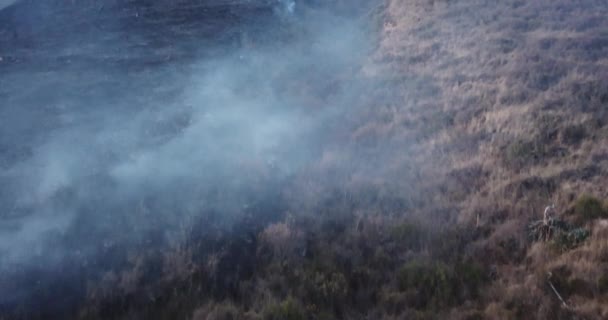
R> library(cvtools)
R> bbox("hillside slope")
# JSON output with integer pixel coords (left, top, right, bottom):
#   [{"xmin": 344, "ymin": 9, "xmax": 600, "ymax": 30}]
[
  {"xmin": 1, "ymin": 0, "xmax": 608, "ymax": 319},
  {"xmin": 376, "ymin": 0, "xmax": 608, "ymax": 226},
  {"xmin": 252, "ymin": 0, "xmax": 608, "ymax": 318},
  {"xmin": 364, "ymin": 0, "xmax": 608, "ymax": 318}
]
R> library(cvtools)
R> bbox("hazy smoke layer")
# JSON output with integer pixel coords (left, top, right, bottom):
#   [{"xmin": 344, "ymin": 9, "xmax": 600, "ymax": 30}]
[
  {"xmin": 0, "ymin": 0, "xmax": 373, "ymax": 311},
  {"xmin": 0, "ymin": 0, "xmax": 16, "ymax": 10},
  {"xmin": 278, "ymin": 0, "xmax": 296, "ymax": 13}
]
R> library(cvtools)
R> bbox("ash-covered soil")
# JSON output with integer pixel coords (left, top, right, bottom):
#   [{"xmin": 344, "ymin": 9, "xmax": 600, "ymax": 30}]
[{"xmin": 0, "ymin": 1, "xmax": 297, "ymax": 318}]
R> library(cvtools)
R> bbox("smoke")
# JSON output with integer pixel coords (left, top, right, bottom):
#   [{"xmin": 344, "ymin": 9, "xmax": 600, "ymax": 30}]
[
  {"xmin": 278, "ymin": 0, "xmax": 296, "ymax": 14},
  {"xmin": 0, "ymin": 0, "xmax": 375, "ymax": 311},
  {"xmin": 0, "ymin": 0, "xmax": 16, "ymax": 10}
]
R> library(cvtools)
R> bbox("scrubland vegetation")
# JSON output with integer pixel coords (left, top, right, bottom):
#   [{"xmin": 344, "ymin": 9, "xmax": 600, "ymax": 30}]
[{"xmin": 2, "ymin": 0, "xmax": 608, "ymax": 319}]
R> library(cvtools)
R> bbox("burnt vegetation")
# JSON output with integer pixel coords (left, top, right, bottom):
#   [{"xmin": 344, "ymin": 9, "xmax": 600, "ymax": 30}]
[{"xmin": 1, "ymin": 0, "xmax": 608, "ymax": 319}]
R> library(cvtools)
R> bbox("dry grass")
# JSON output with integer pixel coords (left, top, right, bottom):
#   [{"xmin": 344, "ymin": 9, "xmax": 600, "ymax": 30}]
[
  {"xmin": 351, "ymin": 0, "xmax": 608, "ymax": 318},
  {"xmin": 6, "ymin": 0, "xmax": 608, "ymax": 319},
  {"xmin": 259, "ymin": 221, "xmax": 305, "ymax": 260}
]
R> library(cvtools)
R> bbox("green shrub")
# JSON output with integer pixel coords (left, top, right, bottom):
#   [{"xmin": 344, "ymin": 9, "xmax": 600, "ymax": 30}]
[
  {"xmin": 503, "ymin": 139, "xmax": 547, "ymax": 169},
  {"xmin": 396, "ymin": 259, "xmax": 488, "ymax": 310},
  {"xmin": 560, "ymin": 125, "xmax": 587, "ymax": 145},
  {"xmin": 301, "ymin": 269, "xmax": 348, "ymax": 310},
  {"xmin": 598, "ymin": 274, "xmax": 608, "ymax": 294},
  {"xmin": 552, "ymin": 227, "xmax": 590, "ymax": 252},
  {"xmin": 454, "ymin": 261, "xmax": 487, "ymax": 299},
  {"xmin": 380, "ymin": 290, "xmax": 410, "ymax": 315},
  {"xmin": 573, "ymin": 195, "xmax": 607, "ymax": 221},
  {"xmin": 430, "ymin": 226, "xmax": 475, "ymax": 263},
  {"xmin": 193, "ymin": 302, "xmax": 240, "ymax": 320},
  {"xmin": 390, "ymin": 222, "xmax": 425, "ymax": 250},
  {"xmin": 397, "ymin": 261, "xmax": 454, "ymax": 309},
  {"xmin": 264, "ymin": 298, "xmax": 305, "ymax": 320},
  {"xmin": 372, "ymin": 248, "xmax": 391, "ymax": 268},
  {"xmin": 314, "ymin": 311, "xmax": 336, "ymax": 320}
]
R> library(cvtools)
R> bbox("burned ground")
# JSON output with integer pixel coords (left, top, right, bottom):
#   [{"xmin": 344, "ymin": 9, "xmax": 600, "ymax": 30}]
[{"xmin": 1, "ymin": 0, "xmax": 608, "ymax": 319}]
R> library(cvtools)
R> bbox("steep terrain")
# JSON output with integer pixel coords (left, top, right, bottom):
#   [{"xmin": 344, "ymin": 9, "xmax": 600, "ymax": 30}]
[
  {"xmin": 277, "ymin": 1, "xmax": 608, "ymax": 318},
  {"xmin": 369, "ymin": 0, "xmax": 608, "ymax": 318},
  {"xmin": 1, "ymin": 0, "xmax": 608, "ymax": 319}
]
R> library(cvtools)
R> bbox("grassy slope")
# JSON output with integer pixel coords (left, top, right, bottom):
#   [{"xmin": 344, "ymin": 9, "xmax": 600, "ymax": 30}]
[
  {"xmin": 226, "ymin": 0, "xmax": 608, "ymax": 318},
  {"xmin": 4, "ymin": 0, "xmax": 608, "ymax": 319},
  {"xmin": 373, "ymin": 0, "xmax": 608, "ymax": 222},
  {"xmin": 77, "ymin": 0, "xmax": 608, "ymax": 319},
  {"xmin": 367, "ymin": 0, "xmax": 608, "ymax": 318}
]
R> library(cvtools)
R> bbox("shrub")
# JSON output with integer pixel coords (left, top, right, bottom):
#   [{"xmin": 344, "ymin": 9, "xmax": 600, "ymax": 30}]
[
  {"xmin": 390, "ymin": 222, "xmax": 425, "ymax": 250},
  {"xmin": 192, "ymin": 302, "xmax": 240, "ymax": 320},
  {"xmin": 552, "ymin": 227, "xmax": 590, "ymax": 252},
  {"xmin": 430, "ymin": 226, "xmax": 476, "ymax": 263},
  {"xmin": 264, "ymin": 298, "xmax": 305, "ymax": 320},
  {"xmin": 396, "ymin": 259, "xmax": 488, "ymax": 310},
  {"xmin": 573, "ymin": 195, "xmax": 607, "ymax": 221},
  {"xmin": 260, "ymin": 222, "xmax": 304, "ymax": 259},
  {"xmin": 560, "ymin": 124, "xmax": 587, "ymax": 145},
  {"xmin": 503, "ymin": 139, "xmax": 547, "ymax": 169},
  {"xmin": 598, "ymin": 274, "xmax": 608, "ymax": 294},
  {"xmin": 529, "ymin": 217, "xmax": 590, "ymax": 251},
  {"xmin": 454, "ymin": 261, "xmax": 487, "ymax": 299},
  {"xmin": 380, "ymin": 290, "xmax": 410, "ymax": 315},
  {"xmin": 397, "ymin": 261, "xmax": 454, "ymax": 309},
  {"xmin": 301, "ymin": 269, "xmax": 348, "ymax": 310}
]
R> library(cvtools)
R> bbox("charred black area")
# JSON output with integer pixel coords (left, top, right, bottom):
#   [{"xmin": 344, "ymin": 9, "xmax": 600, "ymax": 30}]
[
  {"xmin": 0, "ymin": 1, "xmax": 294, "ymax": 318},
  {"xmin": 0, "ymin": 0, "xmax": 384, "ymax": 318},
  {"xmin": 0, "ymin": 1, "xmax": 279, "ymax": 57},
  {"xmin": 1, "ymin": 188, "xmax": 288, "ymax": 319}
]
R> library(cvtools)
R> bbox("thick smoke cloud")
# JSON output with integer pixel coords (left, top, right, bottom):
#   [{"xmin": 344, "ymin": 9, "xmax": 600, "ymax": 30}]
[{"xmin": 0, "ymin": 0, "xmax": 374, "ymax": 310}]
